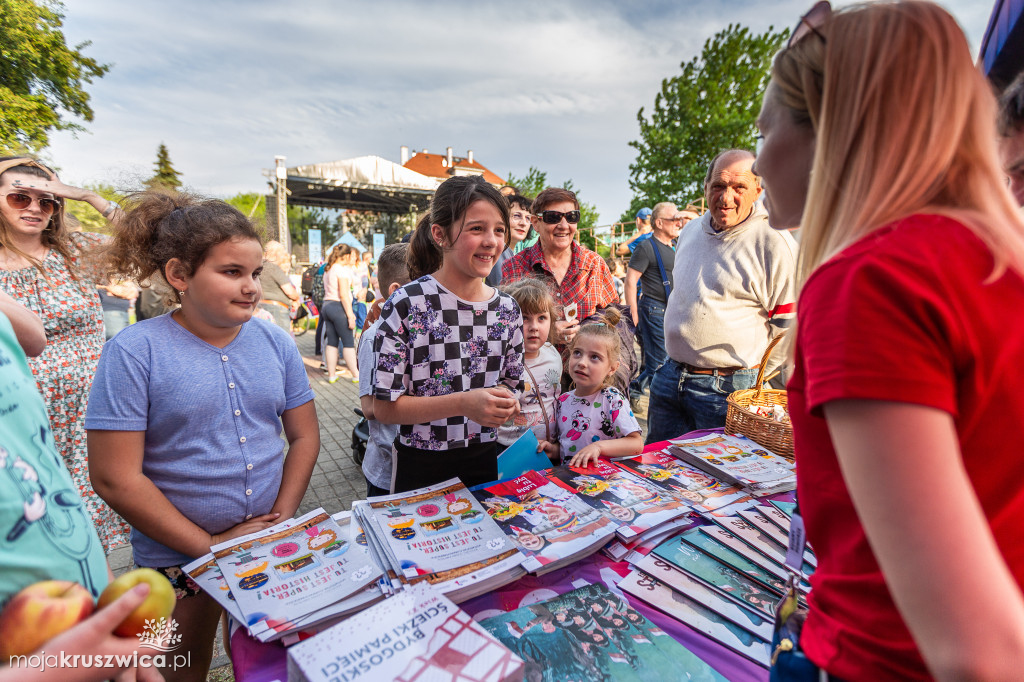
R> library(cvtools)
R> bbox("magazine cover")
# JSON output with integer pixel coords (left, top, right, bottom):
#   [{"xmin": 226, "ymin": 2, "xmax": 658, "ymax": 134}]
[
  {"xmin": 618, "ymin": 571, "xmax": 771, "ymax": 667},
  {"xmin": 613, "ymin": 450, "xmax": 752, "ymax": 512},
  {"xmin": 543, "ymin": 460, "xmax": 688, "ymax": 540},
  {"xmin": 667, "ymin": 434, "xmax": 795, "ymax": 493},
  {"xmin": 629, "ymin": 554, "xmax": 773, "ymax": 640},
  {"xmin": 471, "ymin": 470, "xmax": 616, "ymax": 573},
  {"xmin": 479, "ymin": 583, "xmax": 727, "ymax": 682},
  {"xmin": 652, "ymin": 535, "xmax": 779, "ymax": 618},
  {"xmin": 769, "ymin": 500, "xmax": 796, "ymax": 518},
  {"xmin": 359, "ymin": 478, "xmax": 525, "ymax": 589},
  {"xmin": 694, "ymin": 525, "xmax": 812, "ymax": 587},
  {"xmin": 678, "ymin": 528, "xmax": 788, "ymax": 596},
  {"xmin": 606, "ymin": 515, "xmax": 700, "ymax": 562},
  {"xmin": 183, "ymin": 554, "xmax": 245, "ymax": 622},
  {"xmin": 288, "ymin": 585, "xmax": 523, "ymax": 682},
  {"xmin": 212, "ymin": 508, "xmax": 379, "ymax": 631},
  {"xmin": 736, "ymin": 509, "xmax": 817, "ymax": 568}
]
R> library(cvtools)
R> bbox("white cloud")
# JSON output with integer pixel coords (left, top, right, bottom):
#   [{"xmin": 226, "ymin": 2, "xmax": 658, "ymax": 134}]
[{"xmin": 46, "ymin": 0, "xmax": 992, "ymax": 225}]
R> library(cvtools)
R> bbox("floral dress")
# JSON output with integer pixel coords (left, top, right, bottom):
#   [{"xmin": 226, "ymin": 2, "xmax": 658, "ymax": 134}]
[{"xmin": 0, "ymin": 233, "xmax": 130, "ymax": 553}]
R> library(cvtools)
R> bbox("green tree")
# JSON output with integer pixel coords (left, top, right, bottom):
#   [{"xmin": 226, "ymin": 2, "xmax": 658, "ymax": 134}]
[
  {"xmin": 0, "ymin": 0, "xmax": 109, "ymax": 154},
  {"xmin": 146, "ymin": 143, "xmax": 181, "ymax": 190},
  {"xmin": 225, "ymin": 191, "xmax": 327, "ymax": 247},
  {"xmin": 64, "ymin": 182, "xmax": 122, "ymax": 234},
  {"xmin": 505, "ymin": 166, "xmax": 601, "ymax": 251},
  {"xmin": 625, "ymin": 23, "xmax": 787, "ymax": 220}
]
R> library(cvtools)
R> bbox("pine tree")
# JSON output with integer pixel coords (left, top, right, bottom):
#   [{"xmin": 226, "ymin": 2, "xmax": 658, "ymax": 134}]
[{"xmin": 147, "ymin": 143, "xmax": 181, "ymax": 190}]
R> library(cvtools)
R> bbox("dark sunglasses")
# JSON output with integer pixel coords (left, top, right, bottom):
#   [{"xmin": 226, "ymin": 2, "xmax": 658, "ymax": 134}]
[
  {"xmin": 537, "ymin": 209, "xmax": 580, "ymax": 225},
  {"xmin": 789, "ymin": 0, "xmax": 831, "ymax": 48},
  {"xmin": 4, "ymin": 192, "xmax": 61, "ymax": 214}
]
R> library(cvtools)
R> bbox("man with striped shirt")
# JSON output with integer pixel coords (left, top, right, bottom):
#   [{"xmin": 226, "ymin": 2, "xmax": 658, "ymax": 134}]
[{"xmin": 645, "ymin": 150, "xmax": 797, "ymax": 443}]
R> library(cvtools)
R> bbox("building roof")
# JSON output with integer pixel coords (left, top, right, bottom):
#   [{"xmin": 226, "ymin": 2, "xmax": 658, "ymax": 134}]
[{"xmin": 403, "ymin": 153, "xmax": 505, "ymax": 186}]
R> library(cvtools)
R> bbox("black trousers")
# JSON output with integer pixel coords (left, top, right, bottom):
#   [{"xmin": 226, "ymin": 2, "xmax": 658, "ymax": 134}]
[{"xmin": 392, "ymin": 439, "xmax": 498, "ymax": 493}]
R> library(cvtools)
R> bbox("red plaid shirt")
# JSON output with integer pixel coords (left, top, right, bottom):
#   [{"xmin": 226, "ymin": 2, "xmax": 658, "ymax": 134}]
[{"xmin": 502, "ymin": 241, "xmax": 618, "ymax": 322}]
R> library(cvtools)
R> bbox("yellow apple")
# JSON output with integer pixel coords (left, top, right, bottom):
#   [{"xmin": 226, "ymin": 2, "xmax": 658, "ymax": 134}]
[
  {"xmin": 0, "ymin": 580, "xmax": 95, "ymax": 657},
  {"xmin": 97, "ymin": 568, "xmax": 176, "ymax": 638}
]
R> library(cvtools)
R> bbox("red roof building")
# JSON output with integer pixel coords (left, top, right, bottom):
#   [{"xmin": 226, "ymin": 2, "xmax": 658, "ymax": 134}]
[{"xmin": 401, "ymin": 146, "xmax": 505, "ymax": 186}]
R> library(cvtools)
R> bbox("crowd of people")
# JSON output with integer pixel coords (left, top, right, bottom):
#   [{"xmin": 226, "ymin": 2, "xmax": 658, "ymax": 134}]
[{"xmin": 3, "ymin": 1, "xmax": 1024, "ymax": 680}]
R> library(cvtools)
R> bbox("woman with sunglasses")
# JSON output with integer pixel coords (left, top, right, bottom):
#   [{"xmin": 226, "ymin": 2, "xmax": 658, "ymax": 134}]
[
  {"xmin": 501, "ymin": 188, "xmax": 619, "ymax": 348},
  {"xmin": 0, "ymin": 157, "xmax": 130, "ymax": 553},
  {"xmin": 754, "ymin": 3, "xmax": 1024, "ymax": 679}
]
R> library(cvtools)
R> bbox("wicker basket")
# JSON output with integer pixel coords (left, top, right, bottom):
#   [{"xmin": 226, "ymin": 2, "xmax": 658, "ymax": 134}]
[{"xmin": 725, "ymin": 333, "xmax": 793, "ymax": 459}]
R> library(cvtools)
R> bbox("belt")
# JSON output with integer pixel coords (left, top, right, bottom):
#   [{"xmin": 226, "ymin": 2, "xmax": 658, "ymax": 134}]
[
  {"xmin": 260, "ymin": 300, "xmax": 290, "ymax": 309},
  {"xmin": 679, "ymin": 362, "xmax": 747, "ymax": 377}
]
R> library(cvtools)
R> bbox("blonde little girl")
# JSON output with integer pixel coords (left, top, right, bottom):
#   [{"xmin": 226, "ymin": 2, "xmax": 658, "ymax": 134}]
[{"xmin": 539, "ymin": 308, "xmax": 643, "ymax": 467}]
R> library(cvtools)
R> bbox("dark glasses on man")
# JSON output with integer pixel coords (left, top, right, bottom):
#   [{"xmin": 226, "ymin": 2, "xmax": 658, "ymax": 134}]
[
  {"xmin": 537, "ymin": 209, "xmax": 580, "ymax": 225},
  {"xmin": 789, "ymin": 0, "xmax": 831, "ymax": 48},
  {"xmin": 3, "ymin": 192, "xmax": 61, "ymax": 214}
]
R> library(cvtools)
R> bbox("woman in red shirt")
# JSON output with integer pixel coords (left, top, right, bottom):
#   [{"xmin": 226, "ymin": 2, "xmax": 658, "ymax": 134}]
[{"xmin": 754, "ymin": 2, "xmax": 1024, "ymax": 679}]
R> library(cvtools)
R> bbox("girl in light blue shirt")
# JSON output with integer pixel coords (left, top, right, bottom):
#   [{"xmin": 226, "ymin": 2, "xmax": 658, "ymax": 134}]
[{"xmin": 86, "ymin": 193, "xmax": 318, "ymax": 680}]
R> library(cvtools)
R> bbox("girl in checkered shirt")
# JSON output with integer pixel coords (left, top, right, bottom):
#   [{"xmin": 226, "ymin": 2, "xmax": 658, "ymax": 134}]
[{"xmin": 373, "ymin": 176, "xmax": 525, "ymax": 492}]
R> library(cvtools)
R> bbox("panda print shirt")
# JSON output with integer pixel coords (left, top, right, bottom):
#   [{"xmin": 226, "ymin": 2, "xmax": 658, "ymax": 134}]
[{"xmin": 554, "ymin": 387, "xmax": 641, "ymax": 463}]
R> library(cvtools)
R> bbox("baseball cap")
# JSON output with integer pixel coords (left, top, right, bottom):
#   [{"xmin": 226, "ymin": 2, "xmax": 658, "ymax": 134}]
[{"xmin": 636, "ymin": 207, "xmax": 653, "ymax": 220}]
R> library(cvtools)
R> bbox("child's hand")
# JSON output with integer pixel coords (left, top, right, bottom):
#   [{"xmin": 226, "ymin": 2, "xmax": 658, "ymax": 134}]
[
  {"xmin": 569, "ymin": 442, "xmax": 603, "ymax": 468},
  {"xmin": 538, "ymin": 439, "xmax": 560, "ymax": 464},
  {"xmin": 10, "ymin": 584, "xmax": 167, "ymax": 682},
  {"xmin": 210, "ymin": 513, "xmax": 281, "ymax": 547},
  {"xmin": 464, "ymin": 387, "xmax": 518, "ymax": 428}
]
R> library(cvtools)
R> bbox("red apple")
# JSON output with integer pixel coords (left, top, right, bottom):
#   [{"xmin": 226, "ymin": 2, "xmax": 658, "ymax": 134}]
[
  {"xmin": 0, "ymin": 580, "xmax": 95, "ymax": 657},
  {"xmin": 97, "ymin": 568, "xmax": 176, "ymax": 638}
]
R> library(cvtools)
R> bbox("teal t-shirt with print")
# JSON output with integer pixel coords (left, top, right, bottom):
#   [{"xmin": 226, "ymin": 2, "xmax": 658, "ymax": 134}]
[{"xmin": 0, "ymin": 313, "xmax": 108, "ymax": 606}]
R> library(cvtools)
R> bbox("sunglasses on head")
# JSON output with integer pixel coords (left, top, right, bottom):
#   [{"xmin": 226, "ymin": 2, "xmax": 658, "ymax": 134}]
[
  {"xmin": 789, "ymin": 0, "xmax": 831, "ymax": 48},
  {"xmin": 537, "ymin": 209, "xmax": 580, "ymax": 225},
  {"xmin": 3, "ymin": 192, "xmax": 61, "ymax": 214}
]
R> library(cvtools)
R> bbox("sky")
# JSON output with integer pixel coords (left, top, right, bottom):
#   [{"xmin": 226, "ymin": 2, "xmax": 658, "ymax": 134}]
[{"xmin": 48, "ymin": 0, "xmax": 993, "ymax": 226}]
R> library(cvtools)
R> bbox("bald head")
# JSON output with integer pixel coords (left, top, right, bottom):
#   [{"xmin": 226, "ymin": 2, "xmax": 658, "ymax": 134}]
[{"xmin": 704, "ymin": 149, "xmax": 762, "ymax": 230}]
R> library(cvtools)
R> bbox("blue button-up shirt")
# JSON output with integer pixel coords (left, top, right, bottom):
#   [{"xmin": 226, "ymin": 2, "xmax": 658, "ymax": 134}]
[{"xmin": 86, "ymin": 314, "xmax": 314, "ymax": 566}]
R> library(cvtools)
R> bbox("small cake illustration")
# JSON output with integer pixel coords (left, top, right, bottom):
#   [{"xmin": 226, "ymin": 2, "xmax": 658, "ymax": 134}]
[
  {"xmin": 384, "ymin": 506, "xmax": 415, "ymax": 530},
  {"xmin": 229, "ymin": 547, "xmax": 268, "ymax": 578}
]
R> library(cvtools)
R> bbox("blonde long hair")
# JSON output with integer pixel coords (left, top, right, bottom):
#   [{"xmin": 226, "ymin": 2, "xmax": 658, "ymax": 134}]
[{"xmin": 773, "ymin": 2, "xmax": 1024, "ymax": 284}]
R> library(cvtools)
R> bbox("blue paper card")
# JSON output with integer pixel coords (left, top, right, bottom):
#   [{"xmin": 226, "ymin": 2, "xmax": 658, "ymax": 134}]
[{"xmin": 496, "ymin": 430, "xmax": 551, "ymax": 482}]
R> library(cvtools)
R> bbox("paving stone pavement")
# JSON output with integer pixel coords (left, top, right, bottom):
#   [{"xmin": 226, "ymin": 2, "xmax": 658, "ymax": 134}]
[{"xmin": 104, "ymin": 327, "xmax": 650, "ymax": 679}]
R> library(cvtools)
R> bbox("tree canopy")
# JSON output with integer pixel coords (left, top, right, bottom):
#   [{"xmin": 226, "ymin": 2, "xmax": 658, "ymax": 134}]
[
  {"xmin": 146, "ymin": 143, "xmax": 182, "ymax": 190},
  {"xmin": 0, "ymin": 0, "xmax": 109, "ymax": 154},
  {"xmin": 624, "ymin": 24, "xmax": 787, "ymax": 222}
]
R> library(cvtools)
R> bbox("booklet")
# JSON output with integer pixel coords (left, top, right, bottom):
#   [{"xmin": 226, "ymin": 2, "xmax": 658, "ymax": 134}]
[
  {"xmin": 182, "ymin": 554, "xmax": 246, "ymax": 623},
  {"xmin": 354, "ymin": 478, "xmax": 526, "ymax": 602},
  {"xmin": 287, "ymin": 584, "xmax": 524, "ymax": 682},
  {"xmin": 736, "ymin": 508, "xmax": 816, "ymax": 568},
  {"xmin": 495, "ymin": 429, "xmax": 553, "ymax": 482},
  {"xmin": 471, "ymin": 469, "xmax": 617, "ymax": 574},
  {"xmin": 694, "ymin": 524, "xmax": 811, "ymax": 589},
  {"xmin": 212, "ymin": 508, "xmax": 380, "ymax": 634},
  {"xmin": 677, "ymin": 527, "xmax": 789, "ymax": 597},
  {"xmin": 479, "ymin": 582, "xmax": 728, "ymax": 682},
  {"xmin": 613, "ymin": 449, "xmax": 753, "ymax": 512},
  {"xmin": 651, "ymin": 535, "xmax": 779, "ymax": 618},
  {"xmin": 543, "ymin": 460, "xmax": 689, "ymax": 540},
  {"xmin": 668, "ymin": 434, "xmax": 796, "ymax": 496},
  {"xmin": 618, "ymin": 570, "xmax": 771, "ymax": 667},
  {"xmin": 629, "ymin": 553, "xmax": 773, "ymax": 640}
]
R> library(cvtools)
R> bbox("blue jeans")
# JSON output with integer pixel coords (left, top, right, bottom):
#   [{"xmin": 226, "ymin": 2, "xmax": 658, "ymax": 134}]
[
  {"xmin": 103, "ymin": 310, "xmax": 130, "ymax": 341},
  {"xmin": 645, "ymin": 359, "xmax": 758, "ymax": 443},
  {"xmin": 630, "ymin": 297, "xmax": 667, "ymax": 395}
]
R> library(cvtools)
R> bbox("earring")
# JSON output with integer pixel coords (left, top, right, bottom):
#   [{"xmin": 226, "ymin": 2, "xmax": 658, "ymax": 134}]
[{"xmin": 179, "ymin": 290, "xmax": 185, "ymax": 296}]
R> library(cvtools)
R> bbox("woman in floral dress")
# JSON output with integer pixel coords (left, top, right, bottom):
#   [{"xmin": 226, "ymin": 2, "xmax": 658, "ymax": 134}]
[{"xmin": 0, "ymin": 157, "xmax": 129, "ymax": 552}]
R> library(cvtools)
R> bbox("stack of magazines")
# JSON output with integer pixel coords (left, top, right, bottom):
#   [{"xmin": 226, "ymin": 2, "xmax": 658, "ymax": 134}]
[
  {"xmin": 352, "ymin": 478, "xmax": 527, "ymax": 603},
  {"xmin": 469, "ymin": 470, "xmax": 618, "ymax": 574},
  {"xmin": 184, "ymin": 509, "xmax": 386, "ymax": 643},
  {"xmin": 618, "ymin": 504, "xmax": 816, "ymax": 668},
  {"xmin": 667, "ymin": 433, "xmax": 796, "ymax": 496}
]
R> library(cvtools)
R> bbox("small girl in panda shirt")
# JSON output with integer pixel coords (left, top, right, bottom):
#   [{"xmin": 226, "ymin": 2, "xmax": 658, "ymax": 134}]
[{"xmin": 539, "ymin": 308, "xmax": 643, "ymax": 467}]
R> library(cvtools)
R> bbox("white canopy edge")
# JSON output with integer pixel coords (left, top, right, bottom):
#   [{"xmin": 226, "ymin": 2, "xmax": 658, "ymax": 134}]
[{"xmin": 288, "ymin": 155, "xmax": 440, "ymax": 192}]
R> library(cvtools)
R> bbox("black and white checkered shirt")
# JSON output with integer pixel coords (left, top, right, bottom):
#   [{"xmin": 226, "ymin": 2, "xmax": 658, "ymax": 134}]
[{"xmin": 373, "ymin": 275, "xmax": 525, "ymax": 450}]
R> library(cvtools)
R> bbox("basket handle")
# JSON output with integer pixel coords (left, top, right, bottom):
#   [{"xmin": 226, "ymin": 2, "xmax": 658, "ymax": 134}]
[{"xmin": 753, "ymin": 332, "xmax": 786, "ymax": 398}]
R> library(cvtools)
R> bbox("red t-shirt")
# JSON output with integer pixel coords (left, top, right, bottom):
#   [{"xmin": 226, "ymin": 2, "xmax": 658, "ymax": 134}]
[{"xmin": 789, "ymin": 214, "xmax": 1024, "ymax": 680}]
